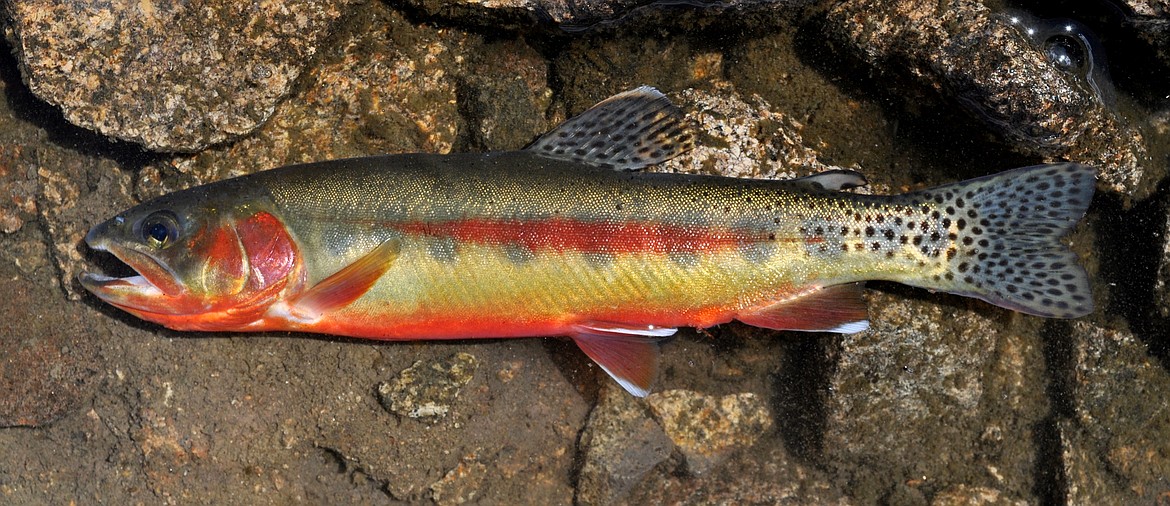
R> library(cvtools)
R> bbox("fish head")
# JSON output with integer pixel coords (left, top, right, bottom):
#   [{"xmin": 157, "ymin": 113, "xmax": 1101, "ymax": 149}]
[{"xmin": 80, "ymin": 190, "xmax": 300, "ymax": 331}]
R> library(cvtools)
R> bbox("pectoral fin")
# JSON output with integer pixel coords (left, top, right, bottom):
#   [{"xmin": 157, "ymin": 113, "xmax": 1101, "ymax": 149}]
[
  {"xmin": 290, "ymin": 238, "xmax": 401, "ymax": 320},
  {"xmin": 736, "ymin": 283, "xmax": 869, "ymax": 334},
  {"xmin": 570, "ymin": 322, "xmax": 676, "ymax": 397}
]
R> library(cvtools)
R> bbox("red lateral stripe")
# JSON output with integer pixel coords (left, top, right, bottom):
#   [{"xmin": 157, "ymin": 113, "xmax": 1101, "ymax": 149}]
[{"xmin": 395, "ymin": 217, "xmax": 777, "ymax": 254}]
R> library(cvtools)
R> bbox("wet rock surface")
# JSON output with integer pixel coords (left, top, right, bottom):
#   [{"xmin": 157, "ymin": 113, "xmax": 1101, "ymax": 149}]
[
  {"xmin": 398, "ymin": 0, "xmax": 814, "ymax": 29},
  {"xmin": 132, "ymin": 5, "xmax": 473, "ymax": 197},
  {"xmin": 2, "ymin": 0, "xmax": 1168, "ymax": 503},
  {"xmin": 1124, "ymin": 0, "xmax": 1170, "ymax": 65},
  {"xmin": 0, "ymin": 267, "xmax": 93, "ymax": 427},
  {"xmin": 645, "ymin": 389, "xmax": 773, "ymax": 475},
  {"xmin": 5, "ymin": 0, "xmax": 354, "ymax": 152},
  {"xmin": 1060, "ymin": 322, "xmax": 1170, "ymax": 503},
  {"xmin": 660, "ymin": 83, "xmax": 834, "ymax": 179},
  {"xmin": 1158, "ymin": 203, "xmax": 1170, "ymax": 317},
  {"xmin": 826, "ymin": 0, "xmax": 1155, "ymax": 198},
  {"xmin": 576, "ymin": 383, "xmax": 672, "ymax": 505},
  {"xmin": 823, "ymin": 293, "xmax": 1050, "ymax": 503}
]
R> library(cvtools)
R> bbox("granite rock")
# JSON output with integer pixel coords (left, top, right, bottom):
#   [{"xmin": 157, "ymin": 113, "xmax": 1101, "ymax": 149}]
[
  {"xmin": 429, "ymin": 450, "xmax": 488, "ymax": 506},
  {"xmin": 0, "ymin": 145, "xmax": 36, "ymax": 235},
  {"xmin": 1123, "ymin": 0, "xmax": 1170, "ymax": 66},
  {"xmin": 134, "ymin": 4, "xmax": 472, "ymax": 197},
  {"xmin": 645, "ymin": 389, "xmax": 773, "ymax": 475},
  {"xmin": 398, "ymin": 0, "xmax": 815, "ymax": 30},
  {"xmin": 1061, "ymin": 322, "xmax": 1170, "ymax": 502},
  {"xmin": 822, "ymin": 293, "xmax": 1049, "ymax": 503},
  {"xmin": 1157, "ymin": 203, "xmax": 1170, "ymax": 318},
  {"xmin": 6, "ymin": 0, "xmax": 355, "ymax": 152},
  {"xmin": 575, "ymin": 383, "xmax": 672, "ymax": 506},
  {"xmin": 660, "ymin": 82, "xmax": 833, "ymax": 179},
  {"xmin": 826, "ymin": 0, "xmax": 1152, "ymax": 197}
]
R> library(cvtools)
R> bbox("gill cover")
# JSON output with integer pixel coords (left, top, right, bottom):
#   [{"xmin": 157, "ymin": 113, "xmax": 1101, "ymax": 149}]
[{"xmin": 82, "ymin": 208, "xmax": 300, "ymax": 331}]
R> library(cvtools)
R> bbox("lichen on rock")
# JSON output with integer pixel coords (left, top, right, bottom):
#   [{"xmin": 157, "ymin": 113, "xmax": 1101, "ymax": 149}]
[{"xmin": 377, "ymin": 352, "xmax": 480, "ymax": 419}]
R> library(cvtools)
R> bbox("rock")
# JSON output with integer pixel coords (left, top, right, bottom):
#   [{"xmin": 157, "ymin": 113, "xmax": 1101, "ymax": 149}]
[
  {"xmin": 378, "ymin": 352, "xmax": 479, "ymax": 419},
  {"xmin": 459, "ymin": 40, "xmax": 554, "ymax": 151},
  {"xmin": 430, "ymin": 450, "xmax": 488, "ymax": 506},
  {"xmin": 660, "ymin": 82, "xmax": 833, "ymax": 179},
  {"xmin": 398, "ymin": 0, "xmax": 640, "ymax": 27},
  {"xmin": 822, "ymin": 294, "xmax": 1049, "ymax": 503},
  {"xmin": 645, "ymin": 389, "xmax": 773, "ymax": 475},
  {"xmin": 1157, "ymin": 205, "xmax": 1170, "ymax": 318},
  {"xmin": 6, "ymin": 0, "xmax": 355, "ymax": 152},
  {"xmin": 398, "ymin": 0, "xmax": 814, "ymax": 30},
  {"xmin": 0, "ymin": 67, "xmax": 134, "ymax": 299},
  {"xmin": 131, "ymin": 375, "xmax": 213, "ymax": 497},
  {"xmin": 135, "ymin": 3, "xmax": 472, "ymax": 197},
  {"xmin": 826, "ymin": 0, "xmax": 1152, "ymax": 198},
  {"xmin": 576, "ymin": 383, "xmax": 673, "ymax": 506},
  {"xmin": 929, "ymin": 484, "xmax": 1026, "ymax": 505},
  {"xmin": 1060, "ymin": 322, "xmax": 1170, "ymax": 503},
  {"xmin": 37, "ymin": 150, "xmax": 134, "ymax": 300},
  {"xmin": 0, "ymin": 272, "xmax": 93, "ymax": 427},
  {"xmin": 1122, "ymin": 0, "xmax": 1170, "ymax": 66},
  {"xmin": 0, "ymin": 145, "xmax": 37, "ymax": 235},
  {"xmin": 316, "ymin": 340, "xmax": 588, "ymax": 502}
]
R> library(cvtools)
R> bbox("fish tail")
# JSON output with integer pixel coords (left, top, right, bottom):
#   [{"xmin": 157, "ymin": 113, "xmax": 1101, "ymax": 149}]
[{"xmin": 907, "ymin": 163, "xmax": 1096, "ymax": 318}]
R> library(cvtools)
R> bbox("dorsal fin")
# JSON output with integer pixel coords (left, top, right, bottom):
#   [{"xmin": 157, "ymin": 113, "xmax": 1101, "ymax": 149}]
[
  {"xmin": 525, "ymin": 86, "xmax": 694, "ymax": 171},
  {"xmin": 789, "ymin": 169, "xmax": 868, "ymax": 191}
]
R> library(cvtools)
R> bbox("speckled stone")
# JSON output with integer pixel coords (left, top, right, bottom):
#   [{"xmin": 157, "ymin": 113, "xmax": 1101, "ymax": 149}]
[
  {"xmin": 1061, "ymin": 322, "xmax": 1170, "ymax": 503},
  {"xmin": 0, "ymin": 146, "xmax": 36, "ymax": 235},
  {"xmin": 134, "ymin": 4, "xmax": 472, "ymax": 197},
  {"xmin": 827, "ymin": 0, "xmax": 1152, "ymax": 198},
  {"xmin": 645, "ymin": 389, "xmax": 773, "ymax": 475},
  {"xmin": 659, "ymin": 82, "xmax": 833, "ymax": 180},
  {"xmin": 576, "ymin": 383, "xmax": 672, "ymax": 506},
  {"xmin": 930, "ymin": 484, "xmax": 1026, "ymax": 505},
  {"xmin": 460, "ymin": 40, "xmax": 554, "ymax": 151},
  {"xmin": 822, "ymin": 293, "xmax": 1049, "ymax": 503},
  {"xmin": 36, "ymin": 149, "xmax": 134, "ymax": 300},
  {"xmin": 1157, "ymin": 207, "xmax": 1170, "ymax": 318},
  {"xmin": 429, "ymin": 451, "xmax": 488, "ymax": 506},
  {"xmin": 378, "ymin": 353, "xmax": 479, "ymax": 419},
  {"xmin": 0, "ymin": 274, "xmax": 91, "ymax": 427},
  {"xmin": 1123, "ymin": 0, "xmax": 1170, "ymax": 65},
  {"xmin": 398, "ymin": 0, "xmax": 813, "ymax": 28},
  {"xmin": 6, "ymin": 0, "xmax": 355, "ymax": 152}
]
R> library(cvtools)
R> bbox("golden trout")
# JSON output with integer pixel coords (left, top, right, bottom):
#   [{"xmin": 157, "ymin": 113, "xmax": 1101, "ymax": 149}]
[{"xmin": 81, "ymin": 87, "xmax": 1095, "ymax": 396}]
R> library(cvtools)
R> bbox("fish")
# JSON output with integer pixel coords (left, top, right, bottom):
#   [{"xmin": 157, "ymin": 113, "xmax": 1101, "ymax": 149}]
[{"xmin": 80, "ymin": 86, "xmax": 1096, "ymax": 396}]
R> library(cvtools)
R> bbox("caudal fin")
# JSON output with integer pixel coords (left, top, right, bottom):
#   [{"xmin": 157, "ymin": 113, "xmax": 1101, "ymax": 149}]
[{"xmin": 915, "ymin": 163, "xmax": 1096, "ymax": 318}]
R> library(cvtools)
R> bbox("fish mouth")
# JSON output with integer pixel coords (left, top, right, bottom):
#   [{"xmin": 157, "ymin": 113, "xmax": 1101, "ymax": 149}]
[{"xmin": 79, "ymin": 234, "xmax": 186, "ymax": 315}]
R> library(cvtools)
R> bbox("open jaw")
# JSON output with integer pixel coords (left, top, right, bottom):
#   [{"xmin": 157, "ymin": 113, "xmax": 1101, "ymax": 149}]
[{"xmin": 79, "ymin": 240, "xmax": 184, "ymax": 315}]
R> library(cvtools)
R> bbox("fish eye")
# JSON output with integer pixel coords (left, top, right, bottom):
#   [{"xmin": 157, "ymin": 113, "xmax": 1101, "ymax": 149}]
[{"xmin": 140, "ymin": 211, "xmax": 180, "ymax": 248}]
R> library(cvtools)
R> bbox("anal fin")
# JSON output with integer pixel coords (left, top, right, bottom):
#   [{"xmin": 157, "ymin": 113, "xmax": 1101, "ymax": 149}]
[
  {"xmin": 289, "ymin": 238, "xmax": 401, "ymax": 320},
  {"xmin": 736, "ymin": 283, "xmax": 869, "ymax": 334},
  {"xmin": 569, "ymin": 322, "xmax": 676, "ymax": 397}
]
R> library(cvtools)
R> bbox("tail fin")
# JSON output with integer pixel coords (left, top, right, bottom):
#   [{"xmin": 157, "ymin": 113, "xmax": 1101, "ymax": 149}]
[{"xmin": 914, "ymin": 163, "xmax": 1096, "ymax": 318}]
